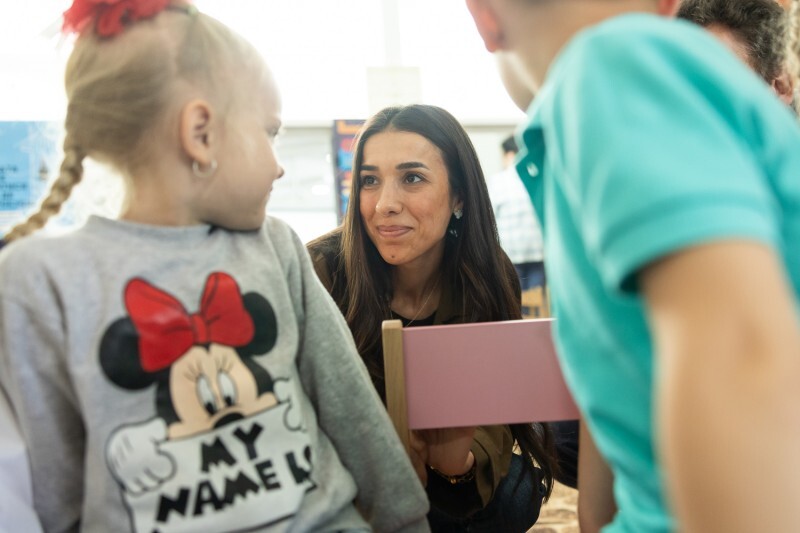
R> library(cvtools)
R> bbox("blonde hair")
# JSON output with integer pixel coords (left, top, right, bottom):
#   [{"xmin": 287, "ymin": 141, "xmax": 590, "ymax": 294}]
[{"xmin": 4, "ymin": 5, "xmax": 262, "ymax": 242}]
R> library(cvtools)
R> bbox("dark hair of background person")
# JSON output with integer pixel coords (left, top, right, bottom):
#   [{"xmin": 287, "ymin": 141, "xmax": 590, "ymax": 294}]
[
  {"xmin": 790, "ymin": 0, "xmax": 800, "ymax": 112},
  {"xmin": 677, "ymin": 0, "xmax": 788, "ymax": 83},
  {"xmin": 501, "ymin": 134, "xmax": 518, "ymax": 155},
  {"xmin": 310, "ymin": 104, "xmax": 557, "ymax": 497}
]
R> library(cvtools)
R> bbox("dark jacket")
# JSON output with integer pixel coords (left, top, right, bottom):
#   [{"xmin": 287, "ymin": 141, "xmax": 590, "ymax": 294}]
[{"xmin": 307, "ymin": 228, "xmax": 517, "ymax": 517}]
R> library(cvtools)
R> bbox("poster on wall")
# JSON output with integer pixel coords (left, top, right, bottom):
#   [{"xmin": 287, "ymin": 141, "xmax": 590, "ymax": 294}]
[
  {"xmin": 331, "ymin": 119, "xmax": 364, "ymax": 224},
  {"xmin": 0, "ymin": 121, "xmax": 61, "ymax": 234}
]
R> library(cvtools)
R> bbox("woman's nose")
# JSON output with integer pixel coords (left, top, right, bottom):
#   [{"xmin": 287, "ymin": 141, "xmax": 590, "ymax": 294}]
[{"xmin": 375, "ymin": 185, "xmax": 401, "ymax": 215}]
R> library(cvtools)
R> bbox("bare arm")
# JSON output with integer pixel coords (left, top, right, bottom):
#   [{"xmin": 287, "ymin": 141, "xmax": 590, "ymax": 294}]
[
  {"xmin": 641, "ymin": 241, "xmax": 800, "ymax": 532},
  {"xmin": 577, "ymin": 418, "xmax": 616, "ymax": 533}
]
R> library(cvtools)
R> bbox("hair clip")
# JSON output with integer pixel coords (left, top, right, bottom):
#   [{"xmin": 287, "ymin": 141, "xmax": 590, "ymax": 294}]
[
  {"xmin": 62, "ymin": 0, "xmax": 178, "ymax": 38},
  {"xmin": 166, "ymin": 3, "xmax": 198, "ymax": 16}
]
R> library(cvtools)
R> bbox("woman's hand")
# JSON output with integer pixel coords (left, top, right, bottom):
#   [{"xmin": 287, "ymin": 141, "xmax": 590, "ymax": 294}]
[
  {"xmin": 408, "ymin": 432, "xmax": 429, "ymax": 486},
  {"xmin": 412, "ymin": 426, "xmax": 476, "ymax": 476}
]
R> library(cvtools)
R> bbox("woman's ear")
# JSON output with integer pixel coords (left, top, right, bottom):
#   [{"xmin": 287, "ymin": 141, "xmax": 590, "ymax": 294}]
[
  {"xmin": 454, "ymin": 196, "xmax": 464, "ymax": 215},
  {"xmin": 179, "ymin": 98, "xmax": 215, "ymax": 167}
]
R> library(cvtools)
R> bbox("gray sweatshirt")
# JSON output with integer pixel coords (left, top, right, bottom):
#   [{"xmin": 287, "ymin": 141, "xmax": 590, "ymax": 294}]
[{"xmin": 0, "ymin": 216, "xmax": 429, "ymax": 533}]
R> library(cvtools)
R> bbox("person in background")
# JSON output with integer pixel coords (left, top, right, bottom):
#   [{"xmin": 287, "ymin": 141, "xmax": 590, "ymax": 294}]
[
  {"xmin": 788, "ymin": 0, "xmax": 800, "ymax": 110},
  {"xmin": 487, "ymin": 134, "xmax": 545, "ymax": 293},
  {"xmin": 465, "ymin": 0, "xmax": 800, "ymax": 531},
  {"xmin": 0, "ymin": 1, "xmax": 428, "ymax": 530},
  {"xmin": 308, "ymin": 104, "xmax": 562, "ymax": 533},
  {"xmin": 678, "ymin": 0, "xmax": 795, "ymax": 105},
  {"xmin": 488, "ymin": 135, "xmax": 579, "ymax": 489}
]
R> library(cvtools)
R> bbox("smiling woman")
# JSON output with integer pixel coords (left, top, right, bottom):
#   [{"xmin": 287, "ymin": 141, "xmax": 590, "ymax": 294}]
[
  {"xmin": 307, "ymin": 104, "xmax": 561, "ymax": 532},
  {"xmin": 358, "ymin": 129, "xmax": 462, "ymax": 321}
]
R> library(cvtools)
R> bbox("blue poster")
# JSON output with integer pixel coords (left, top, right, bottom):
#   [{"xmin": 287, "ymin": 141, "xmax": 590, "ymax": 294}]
[
  {"xmin": 331, "ymin": 119, "xmax": 364, "ymax": 224},
  {"xmin": 0, "ymin": 121, "xmax": 61, "ymax": 231}
]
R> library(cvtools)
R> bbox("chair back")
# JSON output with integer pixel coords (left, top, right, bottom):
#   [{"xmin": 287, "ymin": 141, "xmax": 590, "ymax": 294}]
[{"xmin": 381, "ymin": 318, "xmax": 579, "ymax": 452}]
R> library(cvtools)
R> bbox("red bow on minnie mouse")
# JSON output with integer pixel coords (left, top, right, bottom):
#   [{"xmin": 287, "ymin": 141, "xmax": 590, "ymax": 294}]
[{"xmin": 125, "ymin": 272, "xmax": 255, "ymax": 372}]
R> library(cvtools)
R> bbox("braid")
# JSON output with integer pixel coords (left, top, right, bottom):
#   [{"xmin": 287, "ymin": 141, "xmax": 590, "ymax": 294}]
[{"xmin": 3, "ymin": 144, "xmax": 85, "ymax": 243}]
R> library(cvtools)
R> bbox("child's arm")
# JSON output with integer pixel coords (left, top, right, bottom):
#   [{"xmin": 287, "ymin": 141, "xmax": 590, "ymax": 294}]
[
  {"xmin": 0, "ymin": 292, "xmax": 84, "ymax": 531},
  {"xmin": 0, "ymin": 392, "xmax": 42, "ymax": 532},
  {"xmin": 289, "ymin": 230, "xmax": 430, "ymax": 532},
  {"xmin": 577, "ymin": 417, "xmax": 615, "ymax": 533},
  {"xmin": 642, "ymin": 240, "xmax": 800, "ymax": 532}
]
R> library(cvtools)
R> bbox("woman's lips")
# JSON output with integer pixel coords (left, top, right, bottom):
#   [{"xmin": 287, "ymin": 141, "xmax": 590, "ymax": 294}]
[{"xmin": 377, "ymin": 225, "xmax": 411, "ymax": 238}]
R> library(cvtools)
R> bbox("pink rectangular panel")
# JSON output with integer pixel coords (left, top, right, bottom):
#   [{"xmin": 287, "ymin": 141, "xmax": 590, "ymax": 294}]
[{"xmin": 402, "ymin": 319, "xmax": 579, "ymax": 429}]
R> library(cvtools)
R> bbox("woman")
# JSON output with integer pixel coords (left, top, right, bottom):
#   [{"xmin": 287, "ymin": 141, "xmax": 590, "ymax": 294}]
[{"xmin": 308, "ymin": 104, "xmax": 558, "ymax": 532}]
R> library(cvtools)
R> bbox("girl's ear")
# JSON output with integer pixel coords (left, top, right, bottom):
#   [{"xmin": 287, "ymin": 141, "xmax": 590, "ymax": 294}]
[
  {"xmin": 180, "ymin": 98, "xmax": 216, "ymax": 168},
  {"xmin": 465, "ymin": 0, "xmax": 506, "ymax": 52}
]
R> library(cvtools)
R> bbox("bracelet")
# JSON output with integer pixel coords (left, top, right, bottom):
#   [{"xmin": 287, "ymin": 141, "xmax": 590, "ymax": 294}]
[{"xmin": 428, "ymin": 463, "xmax": 476, "ymax": 485}]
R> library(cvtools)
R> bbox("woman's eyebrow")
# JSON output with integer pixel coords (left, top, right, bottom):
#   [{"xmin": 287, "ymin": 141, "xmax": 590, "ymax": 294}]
[
  {"xmin": 396, "ymin": 161, "xmax": 429, "ymax": 170},
  {"xmin": 360, "ymin": 161, "xmax": 430, "ymax": 172}
]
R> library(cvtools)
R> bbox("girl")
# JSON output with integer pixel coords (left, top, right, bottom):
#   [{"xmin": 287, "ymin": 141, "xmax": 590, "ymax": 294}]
[{"xmin": 0, "ymin": 1, "xmax": 428, "ymax": 531}]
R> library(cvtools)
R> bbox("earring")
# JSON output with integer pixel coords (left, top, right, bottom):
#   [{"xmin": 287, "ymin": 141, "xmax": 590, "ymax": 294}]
[
  {"xmin": 192, "ymin": 159, "xmax": 218, "ymax": 179},
  {"xmin": 454, "ymin": 208, "xmax": 463, "ymax": 220}
]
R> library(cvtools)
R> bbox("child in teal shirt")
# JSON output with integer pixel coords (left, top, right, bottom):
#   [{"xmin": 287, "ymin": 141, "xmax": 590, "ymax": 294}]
[{"xmin": 466, "ymin": 1, "xmax": 800, "ymax": 531}]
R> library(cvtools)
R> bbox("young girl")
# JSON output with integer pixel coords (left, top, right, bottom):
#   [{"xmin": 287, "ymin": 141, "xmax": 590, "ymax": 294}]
[{"xmin": 0, "ymin": 1, "xmax": 428, "ymax": 531}]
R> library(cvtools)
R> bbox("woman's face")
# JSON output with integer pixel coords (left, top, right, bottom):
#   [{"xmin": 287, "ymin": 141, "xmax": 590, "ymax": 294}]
[{"xmin": 358, "ymin": 130, "xmax": 462, "ymax": 270}]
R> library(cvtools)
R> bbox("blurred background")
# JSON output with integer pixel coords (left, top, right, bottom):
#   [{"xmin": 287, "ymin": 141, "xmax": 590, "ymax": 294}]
[{"xmin": 0, "ymin": 0, "xmax": 527, "ymax": 242}]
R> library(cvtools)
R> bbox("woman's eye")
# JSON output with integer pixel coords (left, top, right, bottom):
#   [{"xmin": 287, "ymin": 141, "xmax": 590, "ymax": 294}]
[
  {"xmin": 361, "ymin": 175, "xmax": 377, "ymax": 187},
  {"xmin": 197, "ymin": 376, "xmax": 217, "ymax": 416},
  {"xmin": 218, "ymin": 371, "xmax": 237, "ymax": 408},
  {"xmin": 404, "ymin": 173, "xmax": 423, "ymax": 184}
]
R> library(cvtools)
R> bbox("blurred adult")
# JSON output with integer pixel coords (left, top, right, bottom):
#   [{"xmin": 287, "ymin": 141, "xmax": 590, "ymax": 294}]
[{"xmin": 678, "ymin": 0, "xmax": 795, "ymax": 105}]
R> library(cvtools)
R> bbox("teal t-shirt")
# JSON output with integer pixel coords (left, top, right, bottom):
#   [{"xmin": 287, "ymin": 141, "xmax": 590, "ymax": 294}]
[{"xmin": 517, "ymin": 13, "xmax": 800, "ymax": 532}]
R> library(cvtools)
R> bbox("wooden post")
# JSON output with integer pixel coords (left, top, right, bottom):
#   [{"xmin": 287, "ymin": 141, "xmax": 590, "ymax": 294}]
[{"xmin": 382, "ymin": 319, "xmax": 410, "ymax": 454}]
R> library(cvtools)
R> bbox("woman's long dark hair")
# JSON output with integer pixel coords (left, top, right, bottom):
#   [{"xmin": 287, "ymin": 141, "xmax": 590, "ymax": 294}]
[{"xmin": 316, "ymin": 104, "xmax": 556, "ymax": 498}]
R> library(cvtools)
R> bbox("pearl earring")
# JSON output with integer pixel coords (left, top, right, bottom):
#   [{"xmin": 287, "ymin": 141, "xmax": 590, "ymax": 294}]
[
  {"xmin": 192, "ymin": 159, "xmax": 218, "ymax": 179},
  {"xmin": 454, "ymin": 208, "xmax": 463, "ymax": 220}
]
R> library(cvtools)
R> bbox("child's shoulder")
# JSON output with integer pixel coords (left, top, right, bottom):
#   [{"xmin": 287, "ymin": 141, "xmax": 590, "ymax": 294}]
[
  {"xmin": 0, "ymin": 231, "xmax": 72, "ymax": 270},
  {"xmin": 554, "ymin": 12, "xmax": 758, "ymax": 104},
  {"xmin": 577, "ymin": 12, "xmax": 706, "ymax": 50},
  {"xmin": 263, "ymin": 215, "xmax": 295, "ymax": 240},
  {"xmin": 261, "ymin": 215, "xmax": 305, "ymax": 253},
  {"xmin": 558, "ymin": 13, "xmax": 718, "ymax": 75},
  {"xmin": 0, "ymin": 230, "xmax": 83, "ymax": 302}
]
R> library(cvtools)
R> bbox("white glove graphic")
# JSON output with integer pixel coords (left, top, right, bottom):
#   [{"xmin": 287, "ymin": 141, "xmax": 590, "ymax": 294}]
[
  {"xmin": 107, "ymin": 418, "xmax": 175, "ymax": 495},
  {"xmin": 274, "ymin": 379, "xmax": 302, "ymax": 431}
]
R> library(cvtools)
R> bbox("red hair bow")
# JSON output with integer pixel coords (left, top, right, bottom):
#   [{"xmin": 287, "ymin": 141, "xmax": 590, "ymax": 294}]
[
  {"xmin": 63, "ymin": 0, "xmax": 172, "ymax": 37},
  {"xmin": 125, "ymin": 273, "xmax": 255, "ymax": 372}
]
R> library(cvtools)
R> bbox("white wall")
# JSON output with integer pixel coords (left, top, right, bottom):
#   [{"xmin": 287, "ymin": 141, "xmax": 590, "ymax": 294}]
[{"xmin": 0, "ymin": 1, "xmax": 528, "ymax": 240}]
